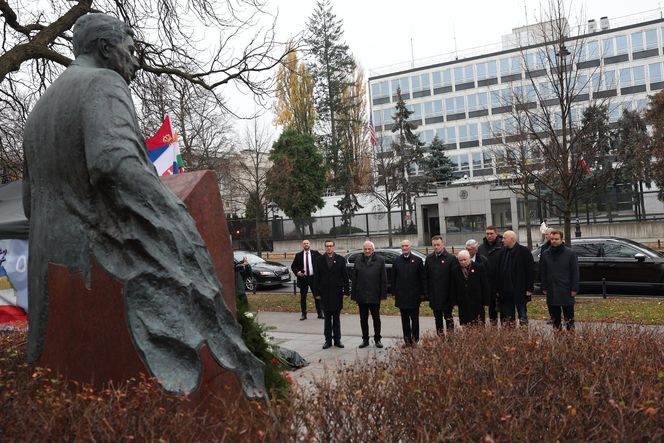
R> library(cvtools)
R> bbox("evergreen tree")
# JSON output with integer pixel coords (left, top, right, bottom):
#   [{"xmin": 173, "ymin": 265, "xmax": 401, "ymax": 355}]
[
  {"xmin": 613, "ymin": 109, "xmax": 651, "ymax": 219},
  {"xmin": 646, "ymin": 90, "xmax": 664, "ymax": 199},
  {"xmin": 306, "ymin": 0, "xmax": 356, "ymax": 181},
  {"xmin": 421, "ymin": 135, "xmax": 455, "ymax": 183},
  {"xmin": 391, "ymin": 87, "xmax": 425, "ymax": 213},
  {"xmin": 266, "ymin": 130, "xmax": 326, "ymax": 236},
  {"xmin": 574, "ymin": 105, "xmax": 614, "ymax": 210}
]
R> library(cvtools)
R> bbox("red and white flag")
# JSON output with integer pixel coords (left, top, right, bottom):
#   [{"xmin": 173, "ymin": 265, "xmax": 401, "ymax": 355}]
[{"xmin": 368, "ymin": 120, "xmax": 376, "ymax": 147}]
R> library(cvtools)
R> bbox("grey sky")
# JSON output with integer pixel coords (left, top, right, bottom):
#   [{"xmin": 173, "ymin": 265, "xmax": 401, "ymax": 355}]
[{"xmin": 230, "ymin": 0, "xmax": 662, "ymax": 132}]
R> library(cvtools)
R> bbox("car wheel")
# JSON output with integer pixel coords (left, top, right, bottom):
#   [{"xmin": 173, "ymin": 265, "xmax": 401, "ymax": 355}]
[{"xmin": 245, "ymin": 276, "xmax": 256, "ymax": 292}]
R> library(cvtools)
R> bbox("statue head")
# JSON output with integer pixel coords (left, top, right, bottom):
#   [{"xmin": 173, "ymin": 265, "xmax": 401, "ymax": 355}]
[{"xmin": 72, "ymin": 13, "xmax": 140, "ymax": 84}]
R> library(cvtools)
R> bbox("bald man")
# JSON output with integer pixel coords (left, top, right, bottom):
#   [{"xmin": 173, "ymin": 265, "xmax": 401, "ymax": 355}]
[{"xmin": 495, "ymin": 231, "xmax": 535, "ymax": 327}]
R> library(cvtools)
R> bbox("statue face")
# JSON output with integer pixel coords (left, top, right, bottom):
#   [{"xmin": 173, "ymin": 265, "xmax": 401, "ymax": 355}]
[{"xmin": 107, "ymin": 35, "xmax": 140, "ymax": 84}]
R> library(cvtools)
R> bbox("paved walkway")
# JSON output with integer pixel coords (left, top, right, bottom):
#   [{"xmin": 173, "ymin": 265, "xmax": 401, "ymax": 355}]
[{"xmin": 256, "ymin": 311, "xmax": 551, "ymax": 387}]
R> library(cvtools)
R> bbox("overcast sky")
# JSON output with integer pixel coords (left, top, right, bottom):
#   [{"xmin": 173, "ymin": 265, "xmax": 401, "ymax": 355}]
[{"xmin": 229, "ymin": 0, "xmax": 663, "ymax": 134}]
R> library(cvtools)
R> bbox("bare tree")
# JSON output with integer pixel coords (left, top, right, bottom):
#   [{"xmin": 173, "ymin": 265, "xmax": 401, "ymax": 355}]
[
  {"xmin": 226, "ymin": 120, "xmax": 272, "ymax": 255},
  {"xmin": 371, "ymin": 137, "xmax": 403, "ymax": 248},
  {"xmin": 491, "ymin": 0, "xmax": 612, "ymax": 241},
  {"xmin": 132, "ymin": 74, "xmax": 235, "ymax": 173},
  {"xmin": 0, "ymin": 0, "xmax": 295, "ymax": 178}
]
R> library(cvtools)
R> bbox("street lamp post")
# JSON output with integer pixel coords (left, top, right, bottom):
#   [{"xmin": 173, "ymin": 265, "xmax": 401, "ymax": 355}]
[{"xmin": 556, "ymin": 43, "xmax": 580, "ymax": 237}]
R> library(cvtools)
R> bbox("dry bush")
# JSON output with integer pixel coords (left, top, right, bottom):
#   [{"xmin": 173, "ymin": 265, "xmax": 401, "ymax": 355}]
[
  {"xmin": 0, "ymin": 329, "xmax": 279, "ymax": 442},
  {"xmin": 281, "ymin": 326, "xmax": 664, "ymax": 442},
  {"xmin": 2, "ymin": 326, "xmax": 663, "ymax": 442}
]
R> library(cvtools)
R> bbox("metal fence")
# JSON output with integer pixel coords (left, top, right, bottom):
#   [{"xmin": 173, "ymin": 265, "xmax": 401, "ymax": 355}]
[{"xmin": 228, "ymin": 210, "xmax": 417, "ymax": 249}]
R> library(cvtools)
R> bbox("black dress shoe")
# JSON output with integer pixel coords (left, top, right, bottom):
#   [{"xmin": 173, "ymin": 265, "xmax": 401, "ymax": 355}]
[
  {"xmin": 317, "ymin": 314, "xmax": 324, "ymax": 319},
  {"xmin": 375, "ymin": 340, "xmax": 384, "ymax": 348},
  {"xmin": 358, "ymin": 340, "xmax": 370, "ymax": 348},
  {"xmin": 334, "ymin": 342, "xmax": 344, "ymax": 348},
  {"xmin": 300, "ymin": 315, "xmax": 307, "ymax": 321},
  {"xmin": 322, "ymin": 342, "xmax": 332, "ymax": 349}
]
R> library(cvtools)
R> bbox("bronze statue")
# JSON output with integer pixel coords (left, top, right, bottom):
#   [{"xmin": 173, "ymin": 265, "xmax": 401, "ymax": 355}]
[{"xmin": 22, "ymin": 13, "xmax": 265, "ymax": 399}]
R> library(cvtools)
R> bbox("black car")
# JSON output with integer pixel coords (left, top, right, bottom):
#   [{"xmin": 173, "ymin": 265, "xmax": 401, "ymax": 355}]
[
  {"xmin": 344, "ymin": 247, "xmax": 427, "ymax": 292},
  {"xmin": 233, "ymin": 251, "xmax": 291, "ymax": 291},
  {"xmin": 533, "ymin": 237, "xmax": 664, "ymax": 294}
]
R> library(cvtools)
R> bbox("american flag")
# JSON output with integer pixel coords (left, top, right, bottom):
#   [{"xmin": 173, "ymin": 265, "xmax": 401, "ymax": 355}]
[{"xmin": 368, "ymin": 120, "xmax": 376, "ymax": 147}]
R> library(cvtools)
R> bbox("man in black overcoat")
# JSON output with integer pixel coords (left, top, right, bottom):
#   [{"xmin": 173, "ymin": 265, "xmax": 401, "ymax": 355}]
[
  {"xmin": 391, "ymin": 239, "xmax": 425, "ymax": 345},
  {"xmin": 352, "ymin": 240, "xmax": 387, "ymax": 348},
  {"xmin": 477, "ymin": 226, "xmax": 504, "ymax": 325},
  {"xmin": 314, "ymin": 240, "xmax": 349, "ymax": 349},
  {"xmin": 540, "ymin": 229, "xmax": 579, "ymax": 330},
  {"xmin": 495, "ymin": 230, "xmax": 535, "ymax": 327},
  {"xmin": 424, "ymin": 235, "xmax": 457, "ymax": 334},
  {"xmin": 291, "ymin": 239, "xmax": 322, "ymax": 320},
  {"xmin": 452, "ymin": 250, "xmax": 489, "ymax": 325}
]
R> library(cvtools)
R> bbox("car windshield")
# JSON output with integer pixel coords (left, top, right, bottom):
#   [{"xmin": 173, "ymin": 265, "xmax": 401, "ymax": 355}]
[{"xmin": 233, "ymin": 252, "xmax": 265, "ymax": 265}]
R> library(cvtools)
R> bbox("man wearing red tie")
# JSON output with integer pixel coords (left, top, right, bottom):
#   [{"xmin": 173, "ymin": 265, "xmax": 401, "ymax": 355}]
[{"xmin": 291, "ymin": 239, "xmax": 322, "ymax": 320}]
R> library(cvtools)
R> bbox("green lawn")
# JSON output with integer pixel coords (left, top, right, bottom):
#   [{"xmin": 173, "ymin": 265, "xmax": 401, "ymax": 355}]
[{"xmin": 247, "ymin": 293, "xmax": 664, "ymax": 325}]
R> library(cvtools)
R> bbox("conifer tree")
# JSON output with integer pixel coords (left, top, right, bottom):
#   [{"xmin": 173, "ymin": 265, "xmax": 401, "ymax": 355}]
[
  {"xmin": 305, "ymin": 0, "xmax": 356, "ymax": 181},
  {"xmin": 421, "ymin": 135, "xmax": 455, "ymax": 183}
]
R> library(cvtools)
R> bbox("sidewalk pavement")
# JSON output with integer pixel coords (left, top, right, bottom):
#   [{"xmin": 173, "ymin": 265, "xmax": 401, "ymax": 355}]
[{"xmin": 256, "ymin": 311, "xmax": 544, "ymax": 387}]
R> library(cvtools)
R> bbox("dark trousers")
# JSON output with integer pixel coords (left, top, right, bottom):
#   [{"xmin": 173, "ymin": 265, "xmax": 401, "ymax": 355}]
[
  {"xmin": 358, "ymin": 303, "xmax": 381, "ymax": 341},
  {"xmin": 488, "ymin": 291, "xmax": 498, "ymax": 323},
  {"xmin": 459, "ymin": 303, "xmax": 485, "ymax": 326},
  {"xmin": 548, "ymin": 304, "xmax": 575, "ymax": 330},
  {"xmin": 323, "ymin": 310, "xmax": 341, "ymax": 344},
  {"xmin": 500, "ymin": 299, "xmax": 528, "ymax": 326},
  {"xmin": 299, "ymin": 276, "xmax": 321, "ymax": 317},
  {"xmin": 433, "ymin": 303, "xmax": 454, "ymax": 333},
  {"xmin": 399, "ymin": 307, "xmax": 420, "ymax": 343}
]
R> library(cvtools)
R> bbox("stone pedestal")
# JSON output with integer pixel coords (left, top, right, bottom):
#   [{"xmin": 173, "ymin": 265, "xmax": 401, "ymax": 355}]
[
  {"xmin": 37, "ymin": 170, "xmax": 249, "ymax": 412},
  {"xmin": 161, "ymin": 170, "xmax": 236, "ymax": 315}
]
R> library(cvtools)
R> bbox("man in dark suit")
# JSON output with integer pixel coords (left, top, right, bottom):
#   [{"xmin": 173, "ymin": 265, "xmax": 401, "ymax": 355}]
[
  {"xmin": 314, "ymin": 240, "xmax": 350, "ymax": 349},
  {"xmin": 452, "ymin": 250, "xmax": 489, "ymax": 325},
  {"xmin": 496, "ymin": 230, "xmax": 535, "ymax": 327},
  {"xmin": 391, "ymin": 239, "xmax": 426, "ymax": 345},
  {"xmin": 478, "ymin": 226, "xmax": 504, "ymax": 325},
  {"xmin": 291, "ymin": 239, "xmax": 322, "ymax": 320},
  {"xmin": 424, "ymin": 235, "xmax": 457, "ymax": 334}
]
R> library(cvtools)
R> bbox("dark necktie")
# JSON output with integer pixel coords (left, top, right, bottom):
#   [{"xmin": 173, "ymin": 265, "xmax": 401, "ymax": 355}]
[{"xmin": 305, "ymin": 251, "xmax": 310, "ymax": 275}]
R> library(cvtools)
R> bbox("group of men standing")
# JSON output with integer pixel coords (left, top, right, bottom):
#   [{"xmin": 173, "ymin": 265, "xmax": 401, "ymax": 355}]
[{"xmin": 291, "ymin": 225, "xmax": 579, "ymax": 349}]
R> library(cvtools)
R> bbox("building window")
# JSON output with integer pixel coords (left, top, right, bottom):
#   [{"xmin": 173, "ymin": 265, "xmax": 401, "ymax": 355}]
[
  {"xmin": 525, "ymin": 52, "xmax": 545, "ymax": 70},
  {"xmin": 373, "ymin": 110, "xmax": 383, "ymax": 126},
  {"xmin": 620, "ymin": 65, "xmax": 646, "ymax": 87},
  {"xmin": 446, "ymin": 127, "xmax": 457, "ymax": 146},
  {"xmin": 432, "ymin": 69, "xmax": 452, "ymax": 89},
  {"xmin": 411, "ymin": 73, "xmax": 431, "ymax": 93},
  {"xmin": 371, "ymin": 80, "xmax": 389, "ymax": 99},
  {"xmin": 476, "ymin": 60, "xmax": 497, "ymax": 80},
  {"xmin": 424, "ymin": 100, "xmax": 444, "ymax": 118},
  {"xmin": 580, "ymin": 40, "xmax": 600, "ymax": 61},
  {"xmin": 649, "ymin": 62, "xmax": 662, "ymax": 83},
  {"xmin": 467, "ymin": 92, "xmax": 489, "ymax": 112},
  {"xmin": 391, "ymin": 77, "xmax": 410, "ymax": 96},
  {"xmin": 445, "ymin": 96, "xmax": 466, "ymax": 116},
  {"xmin": 445, "ymin": 214, "xmax": 486, "ymax": 233},
  {"xmin": 454, "ymin": 65, "xmax": 475, "ymax": 85},
  {"xmin": 615, "ymin": 35, "xmax": 628, "ymax": 55},
  {"xmin": 408, "ymin": 103, "xmax": 422, "ymax": 120}
]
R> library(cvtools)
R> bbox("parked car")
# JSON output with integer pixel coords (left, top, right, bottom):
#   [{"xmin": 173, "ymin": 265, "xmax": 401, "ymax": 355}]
[
  {"xmin": 233, "ymin": 251, "xmax": 291, "ymax": 291},
  {"xmin": 533, "ymin": 237, "xmax": 664, "ymax": 294},
  {"xmin": 344, "ymin": 248, "xmax": 427, "ymax": 293}
]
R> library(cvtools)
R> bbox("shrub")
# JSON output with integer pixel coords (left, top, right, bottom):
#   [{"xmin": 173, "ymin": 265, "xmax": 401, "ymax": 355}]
[
  {"xmin": 2, "ymin": 326, "xmax": 663, "ymax": 441},
  {"xmin": 278, "ymin": 326, "xmax": 664, "ymax": 442}
]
